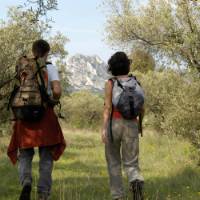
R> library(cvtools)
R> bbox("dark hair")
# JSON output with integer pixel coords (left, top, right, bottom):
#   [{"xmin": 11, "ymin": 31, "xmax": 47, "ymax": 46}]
[
  {"xmin": 32, "ymin": 39, "xmax": 50, "ymax": 58},
  {"xmin": 108, "ymin": 52, "xmax": 131, "ymax": 76}
]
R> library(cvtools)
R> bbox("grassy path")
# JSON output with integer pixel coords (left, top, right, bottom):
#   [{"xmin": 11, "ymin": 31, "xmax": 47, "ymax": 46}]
[{"xmin": 0, "ymin": 126, "xmax": 200, "ymax": 200}]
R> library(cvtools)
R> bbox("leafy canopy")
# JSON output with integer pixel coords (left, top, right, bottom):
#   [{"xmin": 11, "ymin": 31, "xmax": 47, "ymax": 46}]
[{"xmin": 104, "ymin": 0, "xmax": 200, "ymax": 71}]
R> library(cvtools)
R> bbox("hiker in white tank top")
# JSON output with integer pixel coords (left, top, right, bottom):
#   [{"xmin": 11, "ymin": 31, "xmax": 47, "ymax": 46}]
[{"xmin": 102, "ymin": 52, "xmax": 144, "ymax": 200}]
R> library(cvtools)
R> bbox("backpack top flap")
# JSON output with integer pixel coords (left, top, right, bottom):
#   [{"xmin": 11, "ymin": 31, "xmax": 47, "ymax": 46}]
[
  {"xmin": 35, "ymin": 58, "xmax": 48, "ymax": 94},
  {"xmin": 12, "ymin": 57, "xmax": 48, "ymax": 108}
]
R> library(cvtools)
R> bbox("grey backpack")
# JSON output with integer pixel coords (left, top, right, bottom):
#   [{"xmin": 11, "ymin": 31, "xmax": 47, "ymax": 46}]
[{"xmin": 111, "ymin": 75, "xmax": 145, "ymax": 120}]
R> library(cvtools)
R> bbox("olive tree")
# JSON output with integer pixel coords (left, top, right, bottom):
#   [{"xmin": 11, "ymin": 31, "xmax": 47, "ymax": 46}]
[
  {"xmin": 104, "ymin": 0, "xmax": 200, "ymax": 71},
  {"xmin": 130, "ymin": 49, "xmax": 155, "ymax": 73}
]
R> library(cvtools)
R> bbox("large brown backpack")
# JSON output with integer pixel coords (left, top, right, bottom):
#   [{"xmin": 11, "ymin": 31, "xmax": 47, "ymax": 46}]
[{"xmin": 10, "ymin": 56, "xmax": 49, "ymax": 122}]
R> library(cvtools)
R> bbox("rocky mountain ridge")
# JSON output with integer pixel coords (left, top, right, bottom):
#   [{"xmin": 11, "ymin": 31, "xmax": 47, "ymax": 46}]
[{"xmin": 65, "ymin": 54, "xmax": 109, "ymax": 92}]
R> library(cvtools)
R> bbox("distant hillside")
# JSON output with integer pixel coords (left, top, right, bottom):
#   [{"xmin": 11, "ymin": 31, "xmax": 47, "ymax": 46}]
[{"xmin": 66, "ymin": 54, "xmax": 109, "ymax": 93}]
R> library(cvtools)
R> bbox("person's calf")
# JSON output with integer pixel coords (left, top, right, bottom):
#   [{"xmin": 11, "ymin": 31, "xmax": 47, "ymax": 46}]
[
  {"xmin": 19, "ymin": 184, "xmax": 32, "ymax": 200},
  {"xmin": 130, "ymin": 179, "xmax": 144, "ymax": 200}
]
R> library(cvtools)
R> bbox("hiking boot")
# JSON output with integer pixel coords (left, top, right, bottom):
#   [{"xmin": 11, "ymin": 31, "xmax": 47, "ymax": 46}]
[
  {"xmin": 130, "ymin": 180, "xmax": 144, "ymax": 200},
  {"xmin": 38, "ymin": 193, "xmax": 49, "ymax": 200},
  {"xmin": 19, "ymin": 184, "xmax": 32, "ymax": 200}
]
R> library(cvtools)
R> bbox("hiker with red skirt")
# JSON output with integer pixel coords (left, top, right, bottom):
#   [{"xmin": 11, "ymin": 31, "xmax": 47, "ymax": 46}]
[{"xmin": 7, "ymin": 39, "xmax": 66, "ymax": 200}]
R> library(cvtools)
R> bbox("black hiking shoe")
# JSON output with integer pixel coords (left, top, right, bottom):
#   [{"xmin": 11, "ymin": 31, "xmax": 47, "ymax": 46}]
[
  {"xmin": 19, "ymin": 184, "xmax": 32, "ymax": 200},
  {"xmin": 131, "ymin": 180, "xmax": 144, "ymax": 200}
]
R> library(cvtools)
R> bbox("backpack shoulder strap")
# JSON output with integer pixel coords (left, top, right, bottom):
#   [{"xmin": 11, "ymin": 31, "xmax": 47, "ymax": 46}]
[
  {"xmin": 108, "ymin": 77, "xmax": 117, "ymax": 89},
  {"xmin": 109, "ymin": 76, "xmax": 125, "ymax": 90},
  {"xmin": 109, "ymin": 77, "xmax": 125, "ymax": 89},
  {"xmin": 35, "ymin": 60, "xmax": 49, "ymax": 102},
  {"xmin": 108, "ymin": 77, "xmax": 114, "ymax": 83},
  {"xmin": 129, "ymin": 74, "xmax": 142, "ymax": 86},
  {"xmin": 107, "ymin": 78, "xmax": 114, "ymax": 142},
  {"xmin": 46, "ymin": 61, "xmax": 52, "ymax": 65}
]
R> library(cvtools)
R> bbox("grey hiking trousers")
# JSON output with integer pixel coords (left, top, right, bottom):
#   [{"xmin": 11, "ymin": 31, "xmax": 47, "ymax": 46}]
[
  {"xmin": 18, "ymin": 147, "xmax": 53, "ymax": 197},
  {"xmin": 105, "ymin": 119, "xmax": 144, "ymax": 199}
]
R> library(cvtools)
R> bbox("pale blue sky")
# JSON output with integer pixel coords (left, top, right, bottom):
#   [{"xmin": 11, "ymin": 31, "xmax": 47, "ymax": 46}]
[{"xmin": 0, "ymin": 0, "xmax": 147, "ymax": 61}]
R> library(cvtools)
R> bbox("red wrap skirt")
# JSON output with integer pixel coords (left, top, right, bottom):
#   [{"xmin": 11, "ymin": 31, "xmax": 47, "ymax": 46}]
[{"xmin": 7, "ymin": 108, "xmax": 66, "ymax": 165}]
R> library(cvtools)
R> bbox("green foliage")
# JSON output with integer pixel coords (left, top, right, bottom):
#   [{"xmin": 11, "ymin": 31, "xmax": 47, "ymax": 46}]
[
  {"xmin": 62, "ymin": 91, "xmax": 104, "ymax": 130},
  {"xmin": 104, "ymin": 0, "xmax": 200, "ymax": 71},
  {"xmin": 21, "ymin": 0, "xmax": 58, "ymax": 22},
  {"xmin": 136, "ymin": 69, "xmax": 200, "ymax": 150},
  {"xmin": 130, "ymin": 49, "xmax": 155, "ymax": 73}
]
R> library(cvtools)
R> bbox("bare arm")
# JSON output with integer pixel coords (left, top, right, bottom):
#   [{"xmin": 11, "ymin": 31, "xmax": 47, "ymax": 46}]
[
  {"xmin": 51, "ymin": 80, "xmax": 62, "ymax": 100},
  {"xmin": 102, "ymin": 80, "xmax": 112, "ymax": 143}
]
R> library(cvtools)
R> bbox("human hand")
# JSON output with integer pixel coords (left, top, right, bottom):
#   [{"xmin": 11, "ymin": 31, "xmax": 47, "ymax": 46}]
[
  {"xmin": 48, "ymin": 97, "xmax": 59, "ymax": 107},
  {"xmin": 138, "ymin": 125, "xmax": 143, "ymax": 135},
  {"xmin": 101, "ymin": 128, "xmax": 108, "ymax": 144}
]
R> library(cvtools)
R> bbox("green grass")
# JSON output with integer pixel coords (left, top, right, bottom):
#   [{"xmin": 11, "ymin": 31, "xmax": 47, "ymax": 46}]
[{"xmin": 0, "ymin": 126, "xmax": 200, "ymax": 200}]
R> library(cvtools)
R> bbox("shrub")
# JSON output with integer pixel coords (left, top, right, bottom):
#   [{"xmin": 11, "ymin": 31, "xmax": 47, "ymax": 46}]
[
  {"xmin": 62, "ymin": 91, "xmax": 104, "ymax": 130},
  {"xmin": 134, "ymin": 70, "xmax": 200, "ymax": 150}
]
